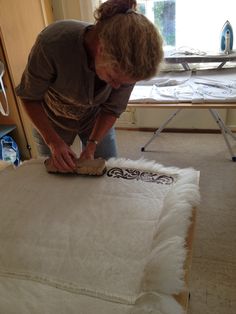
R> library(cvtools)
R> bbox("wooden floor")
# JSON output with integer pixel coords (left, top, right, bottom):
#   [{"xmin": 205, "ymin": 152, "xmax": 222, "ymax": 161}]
[{"xmin": 0, "ymin": 160, "xmax": 11, "ymax": 171}]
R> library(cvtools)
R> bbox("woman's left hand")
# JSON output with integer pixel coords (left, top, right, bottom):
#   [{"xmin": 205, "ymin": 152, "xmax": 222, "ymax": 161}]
[
  {"xmin": 79, "ymin": 141, "xmax": 96, "ymax": 160},
  {"xmin": 79, "ymin": 112, "xmax": 117, "ymax": 160}
]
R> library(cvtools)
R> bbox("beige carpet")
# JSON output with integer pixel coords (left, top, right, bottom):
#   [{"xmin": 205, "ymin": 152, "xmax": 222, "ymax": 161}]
[{"xmin": 115, "ymin": 130, "xmax": 236, "ymax": 314}]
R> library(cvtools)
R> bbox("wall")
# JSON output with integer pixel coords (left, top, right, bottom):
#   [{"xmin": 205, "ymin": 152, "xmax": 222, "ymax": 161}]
[
  {"xmin": 116, "ymin": 107, "xmax": 229, "ymax": 130},
  {"xmin": 226, "ymin": 109, "xmax": 236, "ymax": 128}
]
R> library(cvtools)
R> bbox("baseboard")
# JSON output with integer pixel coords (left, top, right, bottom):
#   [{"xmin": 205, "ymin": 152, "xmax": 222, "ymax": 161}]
[{"xmin": 115, "ymin": 127, "xmax": 236, "ymax": 134}]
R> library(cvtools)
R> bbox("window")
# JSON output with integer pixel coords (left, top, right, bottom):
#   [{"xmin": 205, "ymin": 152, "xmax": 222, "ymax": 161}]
[
  {"xmin": 137, "ymin": 0, "xmax": 235, "ymax": 54},
  {"xmin": 138, "ymin": 0, "xmax": 176, "ymax": 48},
  {"xmin": 99, "ymin": 0, "xmax": 236, "ymax": 69}
]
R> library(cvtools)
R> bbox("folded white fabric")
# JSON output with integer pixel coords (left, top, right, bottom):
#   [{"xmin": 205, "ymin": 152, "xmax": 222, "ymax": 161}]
[
  {"xmin": 129, "ymin": 68, "xmax": 236, "ymax": 103},
  {"xmin": 0, "ymin": 158, "xmax": 200, "ymax": 314}
]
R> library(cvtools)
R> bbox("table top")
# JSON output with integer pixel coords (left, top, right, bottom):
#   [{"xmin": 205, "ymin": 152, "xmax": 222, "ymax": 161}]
[
  {"xmin": 165, "ymin": 51, "xmax": 236, "ymax": 64},
  {"xmin": 128, "ymin": 102, "xmax": 236, "ymax": 109}
]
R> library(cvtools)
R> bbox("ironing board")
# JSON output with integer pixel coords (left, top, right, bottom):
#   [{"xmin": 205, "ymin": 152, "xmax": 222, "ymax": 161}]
[
  {"xmin": 128, "ymin": 68, "xmax": 236, "ymax": 161},
  {"xmin": 128, "ymin": 102, "xmax": 236, "ymax": 161},
  {"xmin": 164, "ymin": 51, "xmax": 236, "ymax": 71},
  {"xmin": 0, "ymin": 159, "xmax": 200, "ymax": 314}
]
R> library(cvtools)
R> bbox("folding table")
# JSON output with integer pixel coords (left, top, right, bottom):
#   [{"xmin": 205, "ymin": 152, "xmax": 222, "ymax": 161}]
[
  {"xmin": 128, "ymin": 102, "xmax": 236, "ymax": 161},
  {"xmin": 128, "ymin": 67, "xmax": 236, "ymax": 161}
]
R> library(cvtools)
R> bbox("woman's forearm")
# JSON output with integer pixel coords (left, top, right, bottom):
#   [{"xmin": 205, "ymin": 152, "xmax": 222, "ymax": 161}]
[
  {"xmin": 79, "ymin": 111, "xmax": 117, "ymax": 159},
  {"xmin": 21, "ymin": 100, "xmax": 62, "ymax": 147},
  {"xmin": 89, "ymin": 111, "xmax": 117, "ymax": 143}
]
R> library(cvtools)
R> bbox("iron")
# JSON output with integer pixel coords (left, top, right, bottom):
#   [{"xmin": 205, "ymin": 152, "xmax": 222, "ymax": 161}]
[{"xmin": 220, "ymin": 20, "xmax": 233, "ymax": 54}]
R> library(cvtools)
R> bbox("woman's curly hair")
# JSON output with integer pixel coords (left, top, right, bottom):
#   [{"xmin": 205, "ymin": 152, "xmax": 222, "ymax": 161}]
[{"xmin": 94, "ymin": 0, "xmax": 163, "ymax": 80}]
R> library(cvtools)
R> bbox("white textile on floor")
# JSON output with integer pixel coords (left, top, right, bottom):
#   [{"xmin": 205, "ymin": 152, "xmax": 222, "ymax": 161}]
[{"xmin": 0, "ymin": 158, "xmax": 200, "ymax": 314}]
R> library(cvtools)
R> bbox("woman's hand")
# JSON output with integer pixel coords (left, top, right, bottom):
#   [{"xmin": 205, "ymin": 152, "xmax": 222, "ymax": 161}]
[
  {"xmin": 21, "ymin": 101, "xmax": 78, "ymax": 173},
  {"xmin": 79, "ymin": 141, "xmax": 96, "ymax": 160},
  {"xmin": 49, "ymin": 138, "xmax": 78, "ymax": 172}
]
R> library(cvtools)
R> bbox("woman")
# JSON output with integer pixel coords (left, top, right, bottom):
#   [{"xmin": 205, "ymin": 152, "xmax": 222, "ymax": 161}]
[{"xmin": 16, "ymin": 0, "xmax": 163, "ymax": 172}]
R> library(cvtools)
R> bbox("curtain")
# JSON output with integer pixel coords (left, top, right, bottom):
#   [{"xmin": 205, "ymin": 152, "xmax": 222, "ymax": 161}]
[
  {"xmin": 79, "ymin": 0, "xmax": 99, "ymax": 22},
  {"xmin": 52, "ymin": 0, "xmax": 99, "ymax": 22}
]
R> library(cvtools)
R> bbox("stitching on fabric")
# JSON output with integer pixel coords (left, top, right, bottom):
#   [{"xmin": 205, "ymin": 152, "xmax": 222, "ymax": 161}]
[{"xmin": 0, "ymin": 270, "xmax": 137, "ymax": 305}]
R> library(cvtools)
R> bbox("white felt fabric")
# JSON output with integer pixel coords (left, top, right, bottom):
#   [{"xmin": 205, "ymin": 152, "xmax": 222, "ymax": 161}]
[{"xmin": 0, "ymin": 158, "xmax": 200, "ymax": 313}]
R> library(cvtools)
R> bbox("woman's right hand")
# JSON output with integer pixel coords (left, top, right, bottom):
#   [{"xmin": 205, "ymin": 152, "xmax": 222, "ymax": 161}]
[
  {"xmin": 21, "ymin": 100, "xmax": 77, "ymax": 172},
  {"xmin": 48, "ymin": 138, "xmax": 78, "ymax": 173}
]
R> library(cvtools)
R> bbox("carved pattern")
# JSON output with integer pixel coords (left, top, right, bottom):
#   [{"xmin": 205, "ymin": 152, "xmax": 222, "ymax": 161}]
[{"xmin": 107, "ymin": 167, "xmax": 175, "ymax": 185}]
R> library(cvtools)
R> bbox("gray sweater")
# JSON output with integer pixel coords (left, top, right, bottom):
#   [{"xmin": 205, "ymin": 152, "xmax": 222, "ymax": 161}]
[{"xmin": 16, "ymin": 20, "xmax": 134, "ymax": 133}]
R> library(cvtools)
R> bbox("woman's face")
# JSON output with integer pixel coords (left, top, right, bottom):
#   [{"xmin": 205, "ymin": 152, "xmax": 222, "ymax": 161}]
[{"xmin": 95, "ymin": 45, "xmax": 136, "ymax": 89}]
